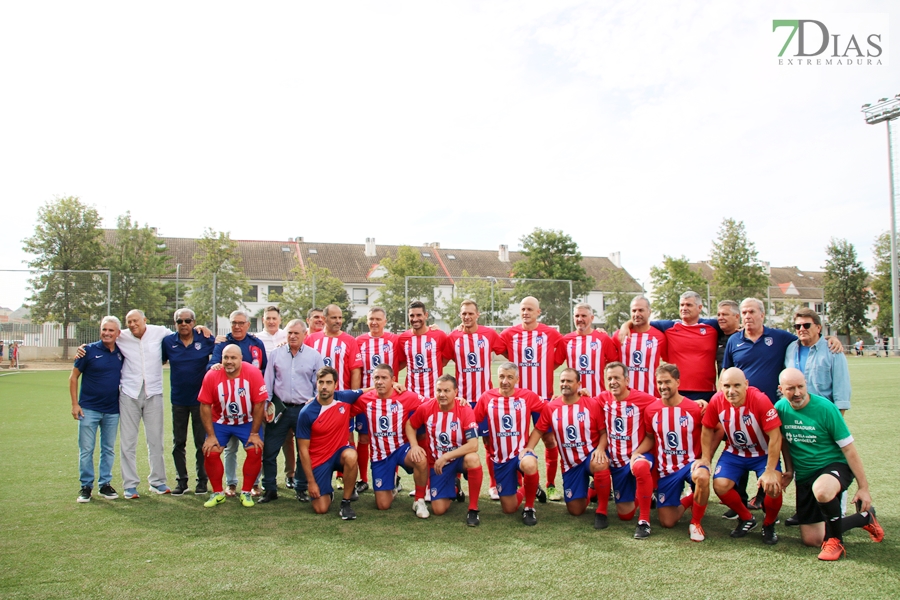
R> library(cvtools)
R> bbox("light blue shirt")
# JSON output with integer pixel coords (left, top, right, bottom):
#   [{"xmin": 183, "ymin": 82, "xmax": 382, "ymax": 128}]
[
  {"xmin": 785, "ymin": 336, "xmax": 851, "ymax": 411},
  {"xmin": 264, "ymin": 343, "xmax": 325, "ymax": 405}
]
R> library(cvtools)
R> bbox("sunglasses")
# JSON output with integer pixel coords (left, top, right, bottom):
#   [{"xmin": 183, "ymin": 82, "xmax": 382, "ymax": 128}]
[
  {"xmin": 176, "ymin": 318, "xmax": 194, "ymax": 325},
  {"xmin": 793, "ymin": 322, "xmax": 814, "ymax": 330}
]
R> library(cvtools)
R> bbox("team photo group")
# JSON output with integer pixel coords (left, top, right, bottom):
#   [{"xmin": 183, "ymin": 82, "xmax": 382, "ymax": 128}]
[{"xmin": 70, "ymin": 292, "xmax": 884, "ymax": 562}]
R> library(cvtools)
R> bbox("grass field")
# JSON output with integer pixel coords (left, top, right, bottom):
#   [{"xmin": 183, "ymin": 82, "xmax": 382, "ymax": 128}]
[{"xmin": 1, "ymin": 359, "xmax": 898, "ymax": 599}]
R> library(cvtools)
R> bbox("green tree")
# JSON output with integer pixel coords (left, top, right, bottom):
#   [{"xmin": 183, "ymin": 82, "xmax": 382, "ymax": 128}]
[
  {"xmin": 649, "ymin": 255, "xmax": 708, "ymax": 319},
  {"xmin": 770, "ymin": 299, "xmax": 804, "ymax": 332},
  {"xmin": 374, "ymin": 246, "xmax": 439, "ymax": 332},
  {"xmin": 279, "ymin": 262, "xmax": 352, "ymax": 328},
  {"xmin": 599, "ymin": 268, "xmax": 637, "ymax": 331},
  {"xmin": 871, "ymin": 231, "xmax": 895, "ymax": 336},
  {"xmin": 106, "ymin": 212, "xmax": 173, "ymax": 324},
  {"xmin": 511, "ymin": 228, "xmax": 593, "ymax": 333},
  {"xmin": 439, "ymin": 271, "xmax": 513, "ymax": 329},
  {"xmin": 186, "ymin": 229, "xmax": 248, "ymax": 329},
  {"xmin": 823, "ymin": 238, "xmax": 871, "ymax": 336},
  {"xmin": 709, "ymin": 218, "xmax": 768, "ymax": 302},
  {"xmin": 22, "ymin": 196, "xmax": 105, "ymax": 358}
]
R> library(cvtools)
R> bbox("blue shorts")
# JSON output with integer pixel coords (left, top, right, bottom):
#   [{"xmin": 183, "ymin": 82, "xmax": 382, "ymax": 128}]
[
  {"xmin": 562, "ymin": 459, "xmax": 592, "ymax": 502},
  {"xmin": 493, "ymin": 451, "xmax": 537, "ymax": 497},
  {"xmin": 429, "ymin": 458, "xmax": 467, "ymax": 500},
  {"xmin": 714, "ymin": 452, "xmax": 781, "ymax": 484},
  {"xmin": 656, "ymin": 462, "xmax": 698, "ymax": 507},
  {"xmin": 312, "ymin": 445, "xmax": 352, "ymax": 496},
  {"xmin": 212, "ymin": 421, "xmax": 264, "ymax": 449},
  {"xmin": 532, "ymin": 399, "xmax": 552, "ymax": 432},
  {"xmin": 609, "ymin": 453, "xmax": 654, "ymax": 504},
  {"xmin": 353, "ymin": 415, "xmax": 369, "ymax": 436},
  {"xmin": 469, "ymin": 402, "xmax": 489, "ymax": 437},
  {"xmin": 371, "ymin": 443, "xmax": 412, "ymax": 491}
]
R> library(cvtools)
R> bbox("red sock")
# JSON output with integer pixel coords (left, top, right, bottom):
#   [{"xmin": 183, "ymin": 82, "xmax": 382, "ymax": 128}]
[
  {"xmin": 467, "ymin": 466, "xmax": 483, "ymax": 511},
  {"xmin": 632, "ymin": 459, "xmax": 653, "ymax": 523},
  {"xmin": 516, "ymin": 488, "xmax": 524, "ymax": 508},
  {"xmin": 487, "ymin": 459, "xmax": 497, "ymax": 488},
  {"xmin": 619, "ymin": 508, "xmax": 636, "ymax": 521},
  {"xmin": 681, "ymin": 493, "xmax": 694, "ymax": 509},
  {"xmin": 357, "ymin": 441, "xmax": 369, "ymax": 483},
  {"xmin": 763, "ymin": 493, "xmax": 783, "ymax": 526},
  {"xmin": 523, "ymin": 472, "xmax": 539, "ymax": 509},
  {"xmin": 241, "ymin": 448, "xmax": 262, "ymax": 493},
  {"xmin": 415, "ymin": 485, "xmax": 426, "ymax": 502},
  {"xmin": 594, "ymin": 470, "xmax": 610, "ymax": 515},
  {"xmin": 587, "ymin": 488, "xmax": 597, "ymax": 503},
  {"xmin": 204, "ymin": 453, "xmax": 224, "ymax": 493},
  {"xmin": 719, "ymin": 488, "xmax": 752, "ymax": 521},
  {"xmin": 692, "ymin": 499, "xmax": 708, "ymax": 524},
  {"xmin": 545, "ymin": 445, "xmax": 559, "ymax": 487}
]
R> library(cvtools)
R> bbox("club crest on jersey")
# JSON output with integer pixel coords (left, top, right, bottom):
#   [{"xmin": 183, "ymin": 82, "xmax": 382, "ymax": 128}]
[
  {"xmin": 430, "ymin": 487, "xmax": 438, "ymax": 497},
  {"xmin": 371, "ymin": 355, "xmax": 382, "ymax": 367},
  {"xmin": 414, "ymin": 353, "xmax": 426, "ymax": 368},
  {"xmin": 565, "ymin": 489, "xmax": 572, "ymax": 499},
  {"xmin": 536, "ymin": 337, "xmax": 544, "ymax": 345},
  {"xmin": 467, "ymin": 352, "xmax": 478, "ymax": 367},
  {"xmin": 512, "ymin": 400, "xmax": 522, "ymax": 410},
  {"xmin": 389, "ymin": 404, "xmax": 399, "ymax": 414},
  {"xmin": 375, "ymin": 478, "xmax": 383, "ymax": 488},
  {"xmin": 194, "ymin": 342, "xmax": 202, "ymax": 350},
  {"xmin": 658, "ymin": 493, "xmax": 666, "ymax": 504},
  {"xmin": 577, "ymin": 412, "xmax": 586, "ymax": 422},
  {"xmin": 323, "ymin": 357, "xmax": 332, "ymax": 367},
  {"xmin": 764, "ymin": 337, "xmax": 773, "ymax": 346},
  {"xmin": 497, "ymin": 483, "xmax": 504, "ymax": 494},
  {"xmin": 450, "ymin": 421, "xmax": 458, "ymax": 430},
  {"xmin": 645, "ymin": 339, "xmax": 654, "ymax": 348},
  {"xmin": 666, "ymin": 431, "xmax": 679, "ymax": 449},
  {"xmin": 524, "ymin": 347, "xmax": 536, "ymax": 361},
  {"xmin": 679, "ymin": 416, "xmax": 689, "ymax": 427},
  {"xmin": 632, "ymin": 350, "xmax": 643, "ymax": 366},
  {"xmin": 699, "ymin": 328, "xmax": 707, "ymax": 335},
  {"xmin": 477, "ymin": 339, "xmax": 485, "ymax": 349},
  {"xmin": 715, "ymin": 465, "xmax": 722, "ymax": 475},
  {"xmin": 378, "ymin": 416, "xmax": 390, "ymax": 431},
  {"xmin": 333, "ymin": 346, "xmax": 342, "ymax": 354},
  {"xmin": 237, "ymin": 388, "xmax": 247, "ymax": 398},
  {"xmin": 590, "ymin": 342, "xmax": 598, "ymax": 349},
  {"xmin": 424, "ymin": 342, "xmax": 434, "ymax": 351},
  {"xmin": 742, "ymin": 415, "xmax": 753, "ymax": 426},
  {"xmin": 565, "ymin": 425, "xmax": 577, "ymax": 442},
  {"xmin": 733, "ymin": 431, "xmax": 748, "ymax": 445},
  {"xmin": 625, "ymin": 406, "xmax": 634, "ymax": 417},
  {"xmin": 615, "ymin": 490, "xmax": 621, "ymax": 500},
  {"xmin": 501, "ymin": 414, "xmax": 514, "ymax": 431},
  {"xmin": 383, "ymin": 342, "xmax": 392, "ymax": 350},
  {"xmin": 579, "ymin": 354, "xmax": 589, "ymax": 369},
  {"xmin": 338, "ymin": 406, "xmax": 345, "ymax": 414}
]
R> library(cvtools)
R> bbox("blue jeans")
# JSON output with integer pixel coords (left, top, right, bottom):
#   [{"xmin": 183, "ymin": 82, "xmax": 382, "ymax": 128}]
[{"xmin": 78, "ymin": 408, "xmax": 119, "ymax": 488}]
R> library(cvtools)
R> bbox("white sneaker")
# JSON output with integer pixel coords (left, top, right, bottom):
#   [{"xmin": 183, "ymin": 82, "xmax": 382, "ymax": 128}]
[
  {"xmin": 689, "ymin": 523, "xmax": 705, "ymax": 542},
  {"xmin": 425, "ymin": 487, "xmax": 432, "ymax": 502},
  {"xmin": 413, "ymin": 498, "xmax": 430, "ymax": 519},
  {"xmin": 409, "ymin": 489, "xmax": 416, "ymax": 497},
  {"xmin": 489, "ymin": 486, "xmax": 500, "ymax": 501}
]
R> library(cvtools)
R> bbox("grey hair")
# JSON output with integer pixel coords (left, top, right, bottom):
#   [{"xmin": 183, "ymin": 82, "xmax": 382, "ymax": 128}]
[
  {"xmin": 101, "ymin": 315, "xmax": 122, "ymax": 329},
  {"xmin": 740, "ymin": 298, "xmax": 765, "ymax": 313},
  {"xmin": 229, "ymin": 309, "xmax": 251, "ymax": 322},
  {"xmin": 680, "ymin": 291, "xmax": 703, "ymax": 306},
  {"xmin": 285, "ymin": 319, "xmax": 308, "ymax": 332},
  {"xmin": 717, "ymin": 300, "xmax": 739, "ymax": 315},
  {"xmin": 174, "ymin": 307, "xmax": 195, "ymax": 321}
]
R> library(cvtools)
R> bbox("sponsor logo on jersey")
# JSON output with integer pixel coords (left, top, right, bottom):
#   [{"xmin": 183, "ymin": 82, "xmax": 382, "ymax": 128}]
[
  {"xmin": 632, "ymin": 350, "xmax": 643, "ymax": 366},
  {"xmin": 565, "ymin": 425, "xmax": 578, "ymax": 442},
  {"xmin": 323, "ymin": 357, "xmax": 332, "ymax": 367},
  {"xmin": 524, "ymin": 347, "xmax": 535, "ymax": 362},
  {"xmin": 371, "ymin": 355, "xmax": 382, "ymax": 367},
  {"xmin": 501, "ymin": 414, "xmax": 514, "ymax": 431},
  {"xmin": 579, "ymin": 354, "xmax": 589, "ymax": 369},
  {"xmin": 378, "ymin": 416, "xmax": 390, "ymax": 431},
  {"xmin": 766, "ymin": 408, "xmax": 777, "ymax": 418},
  {"xmin": 785, "ymin": 432, "xmax": 793, "ymax": 443},
  {"xmin": 414, "ymin": 353, "xmax": 425, "ymax": 368},
  {"xmin": 614, "ymin": 417, "xmax": 625, "ymax": 434},
  {"xmin": 467, "ymin": 352, "xmax": 478, "ymax": 367},
  {"xmin": 438, "ymin": 432, "xmax": 451, "ymax": 446},
  {"xmin": 733, "ymin": 430, "xmax": 748, "ymax": 445},
  {"xmin": 227, "ymin": 402, "xmax": 240, "ymax": 415},
  {"xmin": 666, "ymin": 431, "xmax": 679, "ymax": 449}
]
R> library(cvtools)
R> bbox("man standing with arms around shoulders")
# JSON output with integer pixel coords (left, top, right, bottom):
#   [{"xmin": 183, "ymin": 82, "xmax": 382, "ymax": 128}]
[
  {"xmin": 617, "ymin": 296, "xmax": 668, "ymax": 397},
  {"xmin": 69, "ymin": 316, "xmax": 124, "ymax": 503},
  {"xmin": 198, "ymin": 345, "xmax": 268, "ymax": 508},
  {"xmin": 775, "ymin": 368, "xmax": 883, "ymax": 560},
  {"xmin": 784, "ymin": 308, "xmax": 851, "ymax": 415},
  {"xmin": 306, "ymin": 308, "xmax": 326, "ymax": 336},
  {"xmin": 398, "ymin": 301, "xmax": 448, "ymax": 399}
]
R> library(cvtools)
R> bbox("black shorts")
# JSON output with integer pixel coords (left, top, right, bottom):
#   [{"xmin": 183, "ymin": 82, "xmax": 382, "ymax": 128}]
[{"xmin": 795, "ymin": 462, "xmax": 854, "ymax": 525}]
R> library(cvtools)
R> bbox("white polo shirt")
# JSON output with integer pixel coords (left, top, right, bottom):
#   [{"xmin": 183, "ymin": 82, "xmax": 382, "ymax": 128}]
[
  {"xmin": 255, "ymin": 328, "xmax": 287, "ymax": 354},
  {"xmin": 117, "ymin": 324, "xmax": 172, "ymax": 398}
]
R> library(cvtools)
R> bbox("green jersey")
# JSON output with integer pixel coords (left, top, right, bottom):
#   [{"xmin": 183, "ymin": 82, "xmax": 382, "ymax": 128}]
[{"xmin": 775, "ymin": 393, "xmax": 853, "ymax": 484}]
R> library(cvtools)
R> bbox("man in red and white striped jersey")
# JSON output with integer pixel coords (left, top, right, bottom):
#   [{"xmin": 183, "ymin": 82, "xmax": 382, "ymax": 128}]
[
  {"xmin": 397, "ymin": 301, "xmax": 448, "ymax": 398},
  {"xmin": 697, "ymin": 367, "xmax": 784, "ymax": 545},
  {"xmin": 304, "ymin": 304, "xmax": 363, "ymax": 391},
  {"xmin": 618, "ymin": 296, "xmax": 667, "ymax": 397},
  {"xmin": 523, "ymin": 368, "xmax": 607, "ymax": 526},
  {"xmin": 198, "ymin": 345, "xmax": 268, "ymax": 508},
  {"xmin": 499, "ymin": 296, "xmax": 563, "ymax": 500}
]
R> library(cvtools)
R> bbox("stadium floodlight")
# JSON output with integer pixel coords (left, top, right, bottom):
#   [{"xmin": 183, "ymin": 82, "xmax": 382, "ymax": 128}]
[{"xmin": 862, "ymin": 95, "xmax": 900, "ymax": 355}]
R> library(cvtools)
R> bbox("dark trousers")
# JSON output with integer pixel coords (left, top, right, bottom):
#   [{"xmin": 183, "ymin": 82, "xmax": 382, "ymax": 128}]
[
  {"xmin": 172, "ymin": 404, "xmax": 207, "ymax": 485},
  {"xmin": 262, "ymin": 403, "xmax": 307, "ymax": 492}
]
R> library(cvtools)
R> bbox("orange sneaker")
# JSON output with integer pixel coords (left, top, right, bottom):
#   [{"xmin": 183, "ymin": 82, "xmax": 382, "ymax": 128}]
[
  {"xmin": 818, "ymin": 538, "xmax": 846, "ymax": 561},
  {"xmin": 862, "ymin": 508, "xmax": 885, "ymax": 543}
]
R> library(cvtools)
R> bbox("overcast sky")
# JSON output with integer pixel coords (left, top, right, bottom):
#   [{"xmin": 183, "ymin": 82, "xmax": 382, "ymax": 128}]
[{"xmin": 1, "ymin": 1, "xmax": 896, "ymax": 310}]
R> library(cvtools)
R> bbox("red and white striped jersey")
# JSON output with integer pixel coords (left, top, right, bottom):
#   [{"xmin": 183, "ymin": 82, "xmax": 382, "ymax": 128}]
[
  {"xmin": 474, "ymin": 388, "xmax": 545, "ymax": 464},
  {"xmin": 357, "ymin": 390, "xmax": 424, "ymax": 462},
  {"xmin": 500, "ymin": 324, "xmax": 563, "ymax": 399},
  {"xmin": 443, "ymin": 326, "xmax": 507, "ymax": 402},
  {"xmin": 535, "ymin": 397, "xmax": 604, "ymax": 472},
  {"xmin": 304, "ymin": 332, "xmax": 363, "ymax": 390},
  {"xmin": 197, "ymin": 363, "xmax": 268, "ymax": 426},
  {"xmin": 597, "ymin": 389, "xmax": 658, "ymax": 468},
  {"xmin": 560, "ymin": 330, "xmax": 621, "ymax": 396},
  {"xmin": 620, "ymin": 327, "xmax": 667, "ymax": 397},
  {"xmin": 702, "ymin": 387, "xmax": 781, "ymax": 458},
  {"xmin": 356, "ymin": 332, "xmax": 400, "ymax": 387},
  {"xmin": 397, "ymin": 330, "xmax": 448, "ymax": 398},
  {"xmin": 408, "ymin": 399, "xmax": 478, "ymax": 467},
  {"xmin": 644, "ymin": 398, "xmax": 702, "ymax": 476}
]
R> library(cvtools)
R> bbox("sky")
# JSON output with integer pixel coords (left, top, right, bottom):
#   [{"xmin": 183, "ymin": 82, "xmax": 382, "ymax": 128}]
[{"xmin": 1, "ymin": 1, "xmax": 897, "ymax": 310}]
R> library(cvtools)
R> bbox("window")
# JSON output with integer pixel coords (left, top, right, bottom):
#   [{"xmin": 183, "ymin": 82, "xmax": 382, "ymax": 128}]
[
  {"xmin": 814, "ymin": 303, "xmax": 824, "ymax": 313},
  {"xmin": 446, "ymin": 254, "xmax": 456, "ymax": 259},
  {"xmin": 243, "ymin": 285, "xmax": 259, "ymax": 302},
  {"xmin": 353, "ymin": 288, "xmax": 368, "ymax": 304},
  {"xmin": 268, "ymin": 286, "xmax": 283, "ymax": 301},
  {"xmin": 309, "ymin": 248, "xmax": 318, "ymax": 254},
  {"xmin": 422, "ymin": 252, "xmax": 431, "ymax": 257}
]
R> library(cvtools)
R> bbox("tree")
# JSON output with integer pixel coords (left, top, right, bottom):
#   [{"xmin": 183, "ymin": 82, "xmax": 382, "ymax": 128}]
[
  {"xmin": 709, "ymin": 218, "xmax": 768, "ymax": 302},
  {"xmin": 186, "ymin": 229, "xmax": 248, "ymax": 329},
  {"xmin": 279, "ymin": 262, "xmax": 351, "ymax": 328},
  {"xmin": 511, "ymin": 228, "xmax": 594, "ymax": 333},
  {"xmin": 106, "ymin": 212, "xmax": 173, "ymax": 324},
  {"xmin": 598, "ymin": 268, "xmax": 637, "ymax": 331},
  {"xmin": 770, "ymin": 299, "xmax": 804, "ymax": 332},
  {"xmin": 22, "ymin": 197, "xmax": 105, "ymax": 358},
  {"xmin": 823, "ymin": 238, "xmax": 871, "ymax": 336},
  {"xmin": 871, "ymin": 231, "xmax": 896, "ymax": 336},
  {"xmin": 374, "ymin": 246, "xmax": 439, "ymax": 332},
  {"xmin": 438, "ymin": 271, "xmax": 513, "ymax": 329},
  {"xmin": 649, "ymin": 255, "xmax": 708, "ymax": 319}
]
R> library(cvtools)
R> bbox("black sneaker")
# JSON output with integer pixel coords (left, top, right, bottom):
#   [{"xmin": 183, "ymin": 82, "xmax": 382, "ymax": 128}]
[
  {"xmin": 395, "ymin": 475, "xmax": 403, "ymax": 492},
  {"xmin": 172, "ymin": 482, "xmax": 189, "ymax": 496},
  {"xmin": 650, "ymin": 493, "xmax": 657, "ymax": 509},
  {"xmin": 762, "ymin": 523, "xmax": 779, "ymax": 545},
  {"xmin": 286, "ymin": 477, "xmax": 295, "ymax": 490},
  {"xmin": 593, "ymin": 513, "xmax": 609, "ymax": 530},
  {"xmin": 466, "ymin": 509, "xmax": 480, "ymax": 527},
  {"xmin": 340, "ymin": 500, "xmax": 356, "ymax": 520},
  {"xmin": 722, "ymin": 509, "xmax": 739, "ymax": 520},
  {"xmin": 257, "ymin": 490, "xmax": 278, "ymax": 504},
  {"xmin": 634, "ymin": 521, "xmax": 651, "ymax": 539},
  {"xmin": 535, "ymin": 487, "xmax": 548, "ymax": 504},
  {"xmin": 455, "ymin": 479, "xmax": 466, "ymax": 503},
  {"xmin": 731, "ymin": 516, "xmax": 758, "ymax": 538},
  {"xmin": 98, "ymin": 484, "xmax": 118, "ymax": 500},
  {"xmin": 194, "ymin": 481, "xmax": 208, "ymax": 495},
  {"xmin": 77, "ymin": 486, "xmax": 92, "ymax": 503},
  {"xmin": 296, "ymin": 489, "xmax": 310, "ymax": 503},
  {"xmin": 785, "ymin": 513, "xmax": 800, "ymax": 527},
  {"xmin": 350, "ymin": 488, "xmax": 359, "ymax": 502},
  {"xmin": 522, "ymin": 508, "xmax": 537, "ymax": 526},
  {"xmin": 355, "ymin": 480, "xmax": 369, "ymax": 494}
]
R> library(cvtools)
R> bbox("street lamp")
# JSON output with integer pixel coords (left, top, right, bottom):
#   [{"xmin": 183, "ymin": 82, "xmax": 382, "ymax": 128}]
[{"xmin": 862, "ymin": 94, "xmax": 900, "ymax": 356}]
